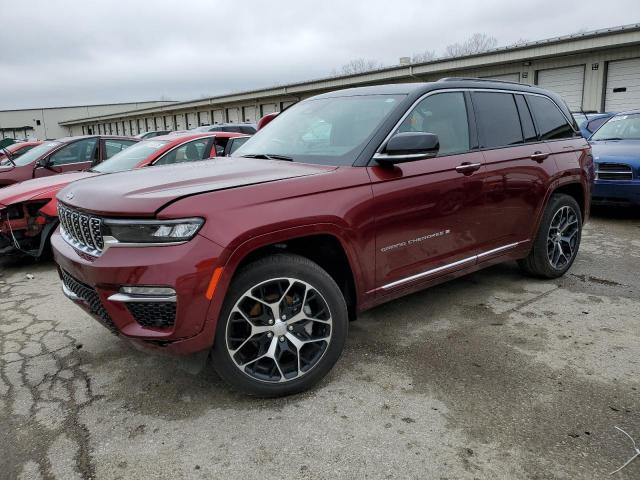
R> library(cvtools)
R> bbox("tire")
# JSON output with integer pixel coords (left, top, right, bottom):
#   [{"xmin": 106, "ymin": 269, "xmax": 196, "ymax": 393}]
[
  {"xmin": 518, "ymin": 193, "xmax": 582, "ymax": 278},
  {"xmin": 211, "ymin": 253, "xmax": 348, "ymax": 397}
]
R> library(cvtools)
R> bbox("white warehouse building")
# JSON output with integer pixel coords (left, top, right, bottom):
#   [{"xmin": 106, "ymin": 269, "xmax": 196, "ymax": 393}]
[
  {"xmin": 6, "ymin": 23, "xmax": 640, "ymax": 140},
  {"xmin": 0, "ymin": 101, "xmax": 174, "ymax": 140}
]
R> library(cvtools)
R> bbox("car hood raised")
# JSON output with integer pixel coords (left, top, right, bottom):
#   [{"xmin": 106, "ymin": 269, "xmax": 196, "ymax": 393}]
[
  {"xmin": 58, "ymin": 157, "xmax": 337, "ymax": 216},
  {"xmin": 0, "ymin": 171, "xmax": 98, "ymax": 207},
  {"xmin": 591, "ymin": 141, "xmax": 640, "ymax": 165}
]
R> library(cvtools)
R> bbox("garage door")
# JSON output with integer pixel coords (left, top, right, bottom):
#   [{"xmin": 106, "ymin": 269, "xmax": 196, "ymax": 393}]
[
  {"xmin": 212, "ymin": 109, "xmax": 224, "ymax": 124},
  {"xmin": 227, "ymin": 108, "xmax": 240, "ymax": 123},
  {"xmin": 481, "ymin": 73, "xmax": 520, "ymax": 83},
  {"xmin": 183, "ymin": 113, "xmax": 194, "ymax": 129},
  {"xmin": 605, "ymin": 58, "xmax": 640, "ymax": 112},
  {"xmin": 242, "ymin": 106, "xmax": 257, "ymax": 122},
  {"xmin": 261, "ymin": 103, "xmax": 278, "ymax": 116},
  {"xmin": 198, "ymin": 111, "xmax": 210, "ymax": 125},
  {"xmin": 536, "ymin": 65, "xmax": 585, "ymax": 111}
]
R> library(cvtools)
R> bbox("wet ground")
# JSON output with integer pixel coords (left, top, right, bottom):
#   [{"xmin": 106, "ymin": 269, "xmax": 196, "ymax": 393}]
[{"xmin": 1, "ymin": 209, "xmax": 639, "ymax": 479}]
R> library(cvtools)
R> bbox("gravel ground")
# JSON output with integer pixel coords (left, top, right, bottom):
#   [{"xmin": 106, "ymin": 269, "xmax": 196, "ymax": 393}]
[{"xmin": 1, "ymin": 209, "xmax": 639, "ymax": 479}]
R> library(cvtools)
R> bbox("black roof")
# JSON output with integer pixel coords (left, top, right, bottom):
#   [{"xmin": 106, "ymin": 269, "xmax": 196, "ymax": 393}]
[{"xmin": 313, "ymin": 78, "xmax": 573, "ymax": 122}]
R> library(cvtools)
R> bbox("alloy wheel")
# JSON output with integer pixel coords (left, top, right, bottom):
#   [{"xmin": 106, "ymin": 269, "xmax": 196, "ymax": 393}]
[
  {"xmin": 225, "ymin": 278, "xmax": 332, "ymax": 383},
  {"xmin": 547, "ymin": 205, "xmax": 579, "ymax": 269}
]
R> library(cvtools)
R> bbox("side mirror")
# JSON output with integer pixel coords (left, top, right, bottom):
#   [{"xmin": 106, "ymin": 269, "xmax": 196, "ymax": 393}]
[
  {"xmin": 374, "ymin": 132, "xmax": 439, "ymax": 165},
  {"xmin": 257, "ymin": 112, "xmax": 278, "ymax": 130},
  {"xmin": 36, "ymin": 157, "xmax": 50, "ymax": 168}
]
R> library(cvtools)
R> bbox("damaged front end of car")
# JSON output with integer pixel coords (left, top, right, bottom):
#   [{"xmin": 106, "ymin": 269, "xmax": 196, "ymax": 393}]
[{"xmin": 0, "ymin": 200, "xmax": 58, "ymax": 258}]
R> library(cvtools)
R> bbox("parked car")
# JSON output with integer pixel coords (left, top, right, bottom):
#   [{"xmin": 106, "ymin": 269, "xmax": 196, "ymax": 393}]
[
  {"xmin": 135, "ymin": 130, "xmax": 171, "ymax": 139},
  {"xmin": 191, "ymin": 123, "xmax": 257, "ymax": 134},
  {"xmin": 0, "ymin": 141, "xmax": 43, "ymax": 164},
  {"xmin": 53, "ymin": 79, "xmax": 591, "ymax": 397},
  {"xmin": 0, "ymin": 135, "xmax": 139, "ymax": 188},
  {"xmin": 0, "ymin": 132, "xmax": 246, "ymax": 257},
  {"xmin": 589, "ymin": 110, "xmax": 640, "ymax": 207},
  {"xmin": 576, "ymin": 112, "xmax": 615, "ymax": 138}
]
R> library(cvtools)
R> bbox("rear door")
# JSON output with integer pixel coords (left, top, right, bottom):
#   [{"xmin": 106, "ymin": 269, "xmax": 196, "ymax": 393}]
[
  {"xmin": 470, "ymin": 91, "xmax": 554, "ymax": 253},
  {"xmin": 370, "ymin": 91, "xmax": 486, "ymax": 293},
  {"xmin": 33, "ymin": 138, "xmax": 98, "ymax": 178}
]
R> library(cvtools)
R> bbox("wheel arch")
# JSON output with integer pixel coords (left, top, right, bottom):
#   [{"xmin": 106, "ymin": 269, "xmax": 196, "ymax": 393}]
[{"xmin": 220, "ymin": 226, "xmax": 363, "ymax": 321}]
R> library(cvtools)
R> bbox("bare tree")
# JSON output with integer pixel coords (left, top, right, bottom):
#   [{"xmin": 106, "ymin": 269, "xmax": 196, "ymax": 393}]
[
  {"xmin": 333, "ymin": 58, "xmax": 383, "ymax": 75},
  {"xmin": 411, "ymin": 50, "xmax": 437, "ymax": 63},
  {"xmin": 444, "ymin": 33, "xmax": 498, "ymax": 58},
  {"xmin": 509, "ymin": 38, "xmax": 530, "ymax": 47}
]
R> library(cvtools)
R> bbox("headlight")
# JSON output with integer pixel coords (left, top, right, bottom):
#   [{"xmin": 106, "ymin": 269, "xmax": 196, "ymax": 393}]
[{"xmin": 102, "ymin": 218, "xmax": 204, "ymax": 244}]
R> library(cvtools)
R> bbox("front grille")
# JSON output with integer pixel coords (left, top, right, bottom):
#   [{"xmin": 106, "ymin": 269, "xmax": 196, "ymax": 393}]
[
  {"xmin": 61, "ymin": 270, "xmax": 119, "ymax": 335},
  {"xmin": 58, "ymin": 203, "xmax": 104, "ymax": 256},
  {"xmin": 596, "ymin": 163, "xmax": 633, "ymax": 181},
  {"xmin": 126, "ymin": 302, "xmax": 176, "ymax": 328}
]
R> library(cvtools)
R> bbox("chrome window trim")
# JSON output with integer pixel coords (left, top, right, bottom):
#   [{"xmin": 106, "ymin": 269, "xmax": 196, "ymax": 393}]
[{"xmin": 380, "ymin": 241, "xmax": 522, "ymax": 291}]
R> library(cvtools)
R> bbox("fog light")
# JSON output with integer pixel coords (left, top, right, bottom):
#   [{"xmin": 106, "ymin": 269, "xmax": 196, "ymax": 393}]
[{"xmin": 121, "ymin": 286, "xmax": 176, "ymax": 296}]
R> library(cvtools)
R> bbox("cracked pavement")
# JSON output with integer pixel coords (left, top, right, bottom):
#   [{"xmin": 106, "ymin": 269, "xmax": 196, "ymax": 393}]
[{"xmin": 1, "ymin": 209, "xmax": 639, "ymax": 479}]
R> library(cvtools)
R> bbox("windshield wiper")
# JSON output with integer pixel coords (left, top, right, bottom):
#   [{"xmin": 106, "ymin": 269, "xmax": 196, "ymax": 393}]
[
  {"xmin": 0, "ymin": 148, "xmax": 16, "ymax": 166},
  {"xmin": 596, "ymin": 137, "xmax": 624, "ymax": 141},
  {"xmin": 241, "ymin": 153, "xmax": 294, "ymax": 162}
]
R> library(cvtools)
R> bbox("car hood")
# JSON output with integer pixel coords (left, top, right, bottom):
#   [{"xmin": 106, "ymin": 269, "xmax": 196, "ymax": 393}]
[
  {"xmin": 590, "ymin": 140, "xmax": 640, "ymax": 164},
  {"xmin": 0, "ymin": 171, "xmax": 98, "ymax": 207},
  {"xmin": 58, "ymin": 157, "xmax": 337, "ymax": 216}
]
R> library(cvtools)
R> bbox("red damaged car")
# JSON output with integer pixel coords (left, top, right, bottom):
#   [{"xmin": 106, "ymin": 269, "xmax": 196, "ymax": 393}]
[
  {"xmin": 52, "ymin": 79, "xmax": 592, "ymax": 396},
  {"xmin": 0, "ymin": 132, "xmax": 248, "ymax": 257},
  {"xmin": 0, "ymin": 135, "xmax": 141, "ymax": 188}
]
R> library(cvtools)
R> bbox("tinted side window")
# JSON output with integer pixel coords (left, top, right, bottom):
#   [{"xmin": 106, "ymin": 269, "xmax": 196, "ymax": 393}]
[
  {"xmin": 229, "ymin": 136, "xmax": 250, "ymax": 155},
  {"xmin": 472, "ymin": 92, "xmax": 523, "ymax": 148},
  {"xmin": 49, "ymin": 138, "xmax": 98, "ymax": 166},
  {"xmin": 154, "ymin": 139, "xmax": 209, "ymax": 165},
  {"xmin": 526, "ymin": 96, "xmax": 575, "ymax": 140},
  {"xmin": 240, "ymin": 126, "xmax": 256, "ymax": 134},
  {"xmin": 397, "ymin": 92, "xmax": 470, "ymax": 155},
  {"xmin": 514, "ymin": 95, "xmax": 538, "ymax": 142},
  {"xmin": 104, "ymin": 140, "xmax": 136, "ymax": 159}
]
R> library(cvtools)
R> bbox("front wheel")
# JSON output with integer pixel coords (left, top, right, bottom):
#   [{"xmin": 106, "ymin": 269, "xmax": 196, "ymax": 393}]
[
  {"xmin": 518, "ymin": 193, "xmax": 582, "ymax": 278},
  {"xmin": 211, "ymin": 253, "xmax": 348, "ymax": 397}
]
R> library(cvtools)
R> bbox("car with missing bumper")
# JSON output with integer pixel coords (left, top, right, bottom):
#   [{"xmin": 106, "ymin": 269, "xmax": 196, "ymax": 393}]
[
  {"xmin": 52, "ymin": 79, "xmax": 592, "ymax": 397},
  {"xmin": 0, "ymin": 132, "xmax": 248, "ymax": 257}
]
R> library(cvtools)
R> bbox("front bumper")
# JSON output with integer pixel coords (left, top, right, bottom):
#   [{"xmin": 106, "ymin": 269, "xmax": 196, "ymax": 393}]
[
  {"xmin": 592, "ymin": 180, "xmax": 640, "ymax": 207},
  {"xmin": 52, "ymin": 231, "xmax": 226, "ymax": 354}
]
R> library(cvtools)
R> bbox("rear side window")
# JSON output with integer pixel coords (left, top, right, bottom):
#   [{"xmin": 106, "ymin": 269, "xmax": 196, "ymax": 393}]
[
  {"xmin": 514, "ymin": 95, "xmax": 538, "ymax": 142},
  {"xmin": 526, "ymin": 96, "xmax": 575, "ymax": 140},
  {"xmin": 472, "ymin": 92, "xmax": 523, "ymax": 148},
  {"xmin": 397, "ymin": 92, "xmax": 470, "ymax": 155}
]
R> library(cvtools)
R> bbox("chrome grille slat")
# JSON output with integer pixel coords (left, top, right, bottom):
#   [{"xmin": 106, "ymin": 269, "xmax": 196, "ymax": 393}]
[
  {"xmin": 57, "ymin": 203, "xmax": 104, "ymax": 257},
  {"xmin": 596, "ymin": 163, "xmax": 633, "ymax": 181}
]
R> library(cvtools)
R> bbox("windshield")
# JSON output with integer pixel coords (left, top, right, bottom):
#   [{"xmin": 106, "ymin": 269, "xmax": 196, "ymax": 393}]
[
  {"xmin": 92, "ymin": 140, "xmax": 170, "ymax": 173},
  {"xmin": 591, "ymin": 113, "xmax": 640, "ymax": 141},
  {"xmin": 4, "ymin": 142, "xmax": 61, "ymax": 166},
  {"xmin": 235, "ymin": 94, "xmax": 404, "ymax": 166}
]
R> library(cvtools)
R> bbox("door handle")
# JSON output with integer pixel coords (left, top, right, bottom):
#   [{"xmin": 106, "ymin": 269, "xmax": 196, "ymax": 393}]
[
  {"xmin": 530, "ymin": 151, "xmax": 549, "ymax": 162},
  {"xmin": 455, "ymin": 162, "xmax": 481, "ymax": 175}
]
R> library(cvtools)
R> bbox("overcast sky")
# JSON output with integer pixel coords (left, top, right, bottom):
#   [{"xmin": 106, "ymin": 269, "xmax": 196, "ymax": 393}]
[{"xmin": 1, "ymin": 0, "xmax": 638, "ymax": 109}]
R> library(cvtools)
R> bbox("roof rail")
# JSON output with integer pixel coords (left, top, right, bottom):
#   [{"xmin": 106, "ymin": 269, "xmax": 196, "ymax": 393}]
[{"xmin": 438, "ymin": 76, "xmax": 523, "ymax": 86}]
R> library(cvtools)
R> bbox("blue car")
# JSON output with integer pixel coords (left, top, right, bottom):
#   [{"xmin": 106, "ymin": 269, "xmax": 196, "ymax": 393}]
[
  {"xmin": 579, "ymin": 113, "xmax": 615, "ymax": 139},
  {"xmin": 590, "ymin": 111, "xmax": 640, "ymax": 207}
]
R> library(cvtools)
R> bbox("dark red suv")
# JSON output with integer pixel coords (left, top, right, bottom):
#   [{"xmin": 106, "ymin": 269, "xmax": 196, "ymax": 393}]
[{"xmin": 53, "ymin": 79, "xmax": 592, "ymax": 396}]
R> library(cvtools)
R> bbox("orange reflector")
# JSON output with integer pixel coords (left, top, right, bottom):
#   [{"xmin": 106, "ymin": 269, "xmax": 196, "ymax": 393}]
[{"xmin": 205, "ymin": 267, "xmax": 224, "ymax": 300}]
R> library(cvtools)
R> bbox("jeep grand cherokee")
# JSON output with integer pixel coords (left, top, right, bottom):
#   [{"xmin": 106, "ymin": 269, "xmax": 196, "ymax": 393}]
[{"xmin": 52, "ymin": 79, "xmax": 592, "ymax": 397}]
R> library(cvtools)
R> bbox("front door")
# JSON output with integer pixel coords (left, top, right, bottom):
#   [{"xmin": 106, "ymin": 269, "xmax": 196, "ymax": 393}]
[
  {"xmin": 33, "ymin": 138, "xmax": 98, "ymax": 178},
  {"xmin": 369, "ymin": 91, "xmax": 486, "ymax": 294}
]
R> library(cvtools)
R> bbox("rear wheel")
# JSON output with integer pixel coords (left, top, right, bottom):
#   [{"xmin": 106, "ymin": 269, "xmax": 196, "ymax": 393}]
[
  {"xmin": 211, "ymin": 253, "xmax": 348, "ymax": 397},
  {"xmin": 518, "ymin": 193, "xmax": 582, "ymax": 278}
]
